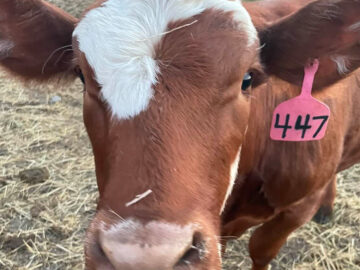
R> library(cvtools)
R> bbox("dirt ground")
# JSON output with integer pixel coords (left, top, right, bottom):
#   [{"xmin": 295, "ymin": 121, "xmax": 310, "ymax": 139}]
[{"xmin": 1, "ymin": 1, "xmax": 360, "ymax": 270}]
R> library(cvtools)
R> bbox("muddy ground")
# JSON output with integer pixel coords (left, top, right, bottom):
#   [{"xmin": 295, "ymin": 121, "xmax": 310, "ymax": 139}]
[{"xmin": 1, "ymin": 1, "xmax": 360, "ymax": 269}]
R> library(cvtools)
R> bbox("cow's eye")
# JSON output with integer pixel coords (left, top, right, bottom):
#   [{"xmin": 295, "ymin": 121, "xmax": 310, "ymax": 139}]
[{"xmin": 241, "ymin": 72, "xmax": 253, "ymax": 91}]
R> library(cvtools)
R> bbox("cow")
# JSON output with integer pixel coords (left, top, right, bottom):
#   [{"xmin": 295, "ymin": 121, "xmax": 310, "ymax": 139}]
[
  {"xmin": 0, "ymin": 0, "xmax": 359, "ymax": 270},
  {"xmin": 222, "ymin": 0, "xmax": 360, "ymax": 269}
]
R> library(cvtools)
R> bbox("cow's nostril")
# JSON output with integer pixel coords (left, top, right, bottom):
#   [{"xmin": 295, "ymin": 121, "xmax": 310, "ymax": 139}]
[
  {"xmin": 95, "ymin": 240, "xmax": 106, "ymax": 258},
  {"xmin": 175, "ymin": 232, "xmax": 206, "ymax": 268},
  {"xmin": 87, "ymin": 233, "xmax": 115, "ymax": 269}
]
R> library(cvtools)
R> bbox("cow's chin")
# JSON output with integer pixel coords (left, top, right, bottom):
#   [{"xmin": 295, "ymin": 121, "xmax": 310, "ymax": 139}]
[{"xmin": 84, "ymin": 209, "xmax": 222, "ymax": 270}]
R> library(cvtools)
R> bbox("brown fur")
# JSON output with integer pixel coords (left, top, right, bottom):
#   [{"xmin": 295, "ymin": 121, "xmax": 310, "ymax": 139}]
[
  {"xmin": 222, "ymin": 70, "xmax": 360, "ymax": 270},
  {"xmin": 75, "ymin": 7, "xmax": 257, "ymax": 270},
  {"xmin": 0, "ymin": 0, "xmax": 77, "ymax": 80},
  {"xmin": 259, "ymin": 0, "xmax": 360, "ymax": 89},
  {"xmin": 1, "ymin": 0, "xmax": 360, "ymax": 269},
  {"xmin": 244, "ymin": 0, "xmax": 315, "ymax": 29},
  {"xmin": 222, "ymin": 1, "xmax": 360, "ymax": 269}
]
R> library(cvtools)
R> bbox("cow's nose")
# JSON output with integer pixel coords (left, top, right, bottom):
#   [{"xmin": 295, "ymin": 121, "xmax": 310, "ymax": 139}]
[{"xmin": 97, "ymin": 220, "xmax": 205, "ymax": 270}]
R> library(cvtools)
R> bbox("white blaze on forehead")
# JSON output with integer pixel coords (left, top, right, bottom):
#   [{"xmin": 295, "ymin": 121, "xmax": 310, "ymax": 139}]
[
  {"xmin": 73, "ymin": 0, "xmax": 257, "ymax": 119},
  {"xmin": 220, "ymin": 146, "xmax": 242, "ymax": 213}
]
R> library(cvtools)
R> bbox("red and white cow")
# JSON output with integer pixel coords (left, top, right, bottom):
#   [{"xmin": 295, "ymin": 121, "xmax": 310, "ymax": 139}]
[
  {"xmin": 223, "ymin": 1, "xmax": 360, "ymax": 269},
  {"xmin": 1, "ymin": 0, "xmax": 360, "ymax": 269}
]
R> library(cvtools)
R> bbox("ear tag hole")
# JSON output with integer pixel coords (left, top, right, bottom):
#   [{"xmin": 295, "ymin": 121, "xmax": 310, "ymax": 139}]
[{"xmin": 270, "ymin": 59, "xmax": 330, "ymax": 141}]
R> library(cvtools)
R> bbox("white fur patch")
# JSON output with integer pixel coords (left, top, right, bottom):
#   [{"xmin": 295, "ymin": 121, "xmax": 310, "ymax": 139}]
[
  {"xmin": 100, "ymin": 219, "xmax": 197, "ymax": 269},
  {"xmin": 73, "ymin": 0, "xmax": 257, "ymax": 119},
  {"xmin": 0, "ymin": 40, "xmax": 14, "ymax": 60},
  {"xmin": 103, "ymin": 219, "xmax": 196, "ymax": 243},
  {"xmin": 218, "ymin": 242, "xmax": 223, "ymax": 262},
  {"xmin": 331, "ymin": 55, "xmax": 350, "ymax": 75},
  {"xmin": 348, "ymin": 21, "xmax": 360, "ymax": 32},
  {"xmin": 220, "ymin": 146, "xmax": 242, "ymax": 213}
]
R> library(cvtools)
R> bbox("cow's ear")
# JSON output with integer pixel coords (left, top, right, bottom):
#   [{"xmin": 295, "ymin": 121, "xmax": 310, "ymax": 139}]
[
  {"xmin": 260, "ymin": 0, "xmax": 360, "ymax": 90},
  {"xmin": 0, "ymin": 0, "xmax": 78, "ymax": 81}
]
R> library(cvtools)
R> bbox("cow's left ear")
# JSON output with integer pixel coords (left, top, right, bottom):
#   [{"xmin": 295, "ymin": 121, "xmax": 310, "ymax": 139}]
[
  {"xmin": 260, "ymin": 0, "xmax": 360, "ymax": 90},
  {"xmin": 0, "ymin": 0, "xmax": 78, "ymax": 81}
]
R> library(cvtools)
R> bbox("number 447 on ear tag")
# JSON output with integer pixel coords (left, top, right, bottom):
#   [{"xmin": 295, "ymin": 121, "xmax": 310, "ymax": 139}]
[{"xmin": 270, "ymin": 59, "xmax": 330, "ymax": 141}]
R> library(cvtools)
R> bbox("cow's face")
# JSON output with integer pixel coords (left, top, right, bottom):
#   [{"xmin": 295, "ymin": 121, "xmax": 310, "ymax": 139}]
[
  {"xmin": 72, "ymin": 0, "xmax": 258, "ymax": 269},
  {"xmin": 3, "ymin": 0, "xmax": 359, "ymax": 269}
]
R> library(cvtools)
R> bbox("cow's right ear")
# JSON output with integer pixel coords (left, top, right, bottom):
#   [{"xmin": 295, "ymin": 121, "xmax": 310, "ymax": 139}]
[
  {"xmin": 0, "ymin": 0, "xmax": 78, "ymax": 81},
  {"xmin": 259, "ymin": 0, "xmax": 360, "ymax": 90}
]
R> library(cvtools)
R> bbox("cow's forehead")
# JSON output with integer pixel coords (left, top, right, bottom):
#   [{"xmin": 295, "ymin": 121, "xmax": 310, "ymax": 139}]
[{"xmin": 73, "ymin": 0, "xmax": 257, "ymax": 120}]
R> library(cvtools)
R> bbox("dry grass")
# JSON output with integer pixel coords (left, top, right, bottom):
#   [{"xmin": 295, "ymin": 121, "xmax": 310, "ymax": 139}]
[
  {"xmin": 1, "ymin": 1, "xmax": 360, "ymax": 269},
  {"xmin": 0, "ymin": 73, "xmax": 97, "ymax": 270}
]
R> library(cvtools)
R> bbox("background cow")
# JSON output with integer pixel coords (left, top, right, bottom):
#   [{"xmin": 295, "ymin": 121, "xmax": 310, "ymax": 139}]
[
  {"xmin": 1, "ymin": 0, "xmax": 360, "ymax": 270},
  {"xmin": 223, "ymin": 0, "xmax": 360, "ymax": 270}
]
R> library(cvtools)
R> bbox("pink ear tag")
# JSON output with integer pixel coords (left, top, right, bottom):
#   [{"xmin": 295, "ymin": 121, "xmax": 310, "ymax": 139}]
[{"xmin": 270, "ymin": 59, "xmax": 330, "ymax": 141}]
